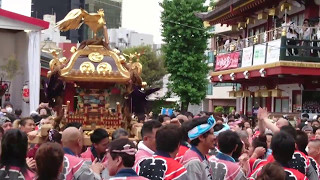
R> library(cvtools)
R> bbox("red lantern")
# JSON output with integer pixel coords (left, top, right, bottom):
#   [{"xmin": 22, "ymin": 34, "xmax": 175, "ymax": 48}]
[{"xmin": 22, "ymin": 83, "xmax": 29, "ymax": 103}]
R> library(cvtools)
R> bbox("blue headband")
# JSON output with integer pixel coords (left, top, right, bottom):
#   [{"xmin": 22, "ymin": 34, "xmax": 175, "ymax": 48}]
[
  {"xmin": 188, "ymin": 116, "xmax": 216, "ymax": 140},
  {"xmin": 214, "ymin": 124, "xmax": 230, "ymax": 136}
]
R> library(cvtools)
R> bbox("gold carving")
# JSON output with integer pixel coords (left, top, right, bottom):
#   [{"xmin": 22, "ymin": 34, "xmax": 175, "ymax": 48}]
[
  {"xmin": 131, "ymin": 62, "xmax": 142, "ymax": 74},
  {"xmin": 48, "ymin": 49, "xmax": 68, "ymax": 73},
  {"xmin": 56, "ymin": 9, "xmax": 106, "ymax": 38},
  {"xmin": 88, "ymin": 52, "xmax": 104, "ymax": 62},
  {"xmin": 97, "ymin": 62, "xmax": 112, "ymax": 74},
  {"xmin": 70, "ymin": 46, "xmax": 77, "ymax": 54},
  {"xmin": 80, "ymin": 62, "xmax": 95, "ymax": 73}
]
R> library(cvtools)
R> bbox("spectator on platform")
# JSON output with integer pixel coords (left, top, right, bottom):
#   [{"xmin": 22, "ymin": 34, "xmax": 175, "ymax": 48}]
[
  {"xmin": 0, "ymin": 129, "xmax": 34, "ymax": 179},
  {"xmin": 112, "ymin": 128, "xmax": 129, "ymax": 140},
  {"xmin": 35, "ymin": 142, "xmax": 64, "ymax": 180},
  {"xmin": 224, "ymin": 37, "xmax": 232, "ymax": 52},
  {"xmin": 282, "ymin": 14, "xmax": 299, "ymax": 56},
  {"xmin": 300, "ymin": 19, "xmax": 312, "ymax": 40},
  {"xmin": 236, "ymin": 35, "xmax": 244, "ymax": 50},
  {"xmin": 81, "ymin": 128, "xmax": 109, "ymax": 162}
]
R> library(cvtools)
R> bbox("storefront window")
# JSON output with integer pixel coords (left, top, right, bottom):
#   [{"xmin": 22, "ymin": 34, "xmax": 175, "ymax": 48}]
[
  {"xmin": 292, "ymin": 90, "xmax": 302, "ymax": 112},
  {"xmin": 247, "ymin": 96, "xmax": 253, "ymax": 114},
  {"xmin": 253, "ymin": 97, "xmax": 266, "ymax": 108},
  {"xmin": 275, "ymin": 97, "xmax": 289, "ymax": 113},
  {"xmin": 275, "ymin": 98, "xmax": 282, "ymax": 112}
]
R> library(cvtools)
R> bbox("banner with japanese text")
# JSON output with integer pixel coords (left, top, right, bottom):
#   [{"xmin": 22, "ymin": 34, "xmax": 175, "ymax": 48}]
[
  {"xmin": 215, "ymin": 52, "xmax": 240, "ymax": 71},
  {"xmin": 242, "ymin": 46, "xmax": 253, "ymax": 67}
]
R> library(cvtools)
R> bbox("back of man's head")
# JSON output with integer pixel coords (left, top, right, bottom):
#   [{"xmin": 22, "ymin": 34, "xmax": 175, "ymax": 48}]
[
  {"xmin": 90, "ymin": 128, "xmax": 109, "ymax": 144},
  {"xmin": 280, "ymin": 125, "xmax": 297, "ymax": 140},
  {"xmin": 181, "ymin": 120, "xmax": 193, "ymax": 142},
  {"xmin": 61, "ymin": 127, "xmax": 81, "ymax": 150},
  {"xmin": 296, "ymin": 130, "xmax": 308, "ymax": 154},
  {"xmin": 141, "ymin": 120, "xmax": 162, "ymax": 138},
  {"xmin": 271, "ymin": 132, "xmax": 295, "ymax": 164},
  {"xmin": 156, "ymin": 124, "xmax": 182, "ymax": 153},
  {"xmin": 112, "ymin": 128, "xmax": 129, "ymax": 140},
  {"xmin": 158, "ymin": 115, "xmax": 169, "ymax": 123},
  {"xmin": 64, "ymin": 122, "xmax": 82, "ymax": 130},
  {"xmin": 217, "ymin": 130, "xmax": 240, "ymax": 155}
]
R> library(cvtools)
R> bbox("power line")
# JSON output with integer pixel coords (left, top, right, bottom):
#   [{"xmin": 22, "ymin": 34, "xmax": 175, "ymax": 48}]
[{"xmin": 163, "ymin": 19, "xmax": 208, "ymax": 31}]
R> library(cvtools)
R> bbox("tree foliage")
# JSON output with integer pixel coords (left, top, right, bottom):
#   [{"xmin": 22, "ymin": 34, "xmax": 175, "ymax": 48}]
[
  {"xmin": 0, "ymin": 55, "xmax": 22, "ymax": 80},
  {"xmin": 122, "ymin": 45, "xmax": 166, "ymax": 88},
  {"xmin": 214, "ymin": 106, "xmax": 224, "ymax": 113},
  {"xmin": 160, "ymin": 0, "xmax": 210, "ymax": 112}
]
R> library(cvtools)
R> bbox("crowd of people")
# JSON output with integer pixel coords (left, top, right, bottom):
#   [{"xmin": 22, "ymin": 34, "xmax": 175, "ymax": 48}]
[
  {"xmin": 1, "ymin": 101, "xmax": 320, "ymax": 179},
  {"xmin": 221, "ymin": 14, "xmax": 320, "ymax": 57}
]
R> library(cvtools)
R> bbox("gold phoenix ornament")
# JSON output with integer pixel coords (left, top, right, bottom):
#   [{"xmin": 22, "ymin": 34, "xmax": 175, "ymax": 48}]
[{"xmin": 56, "ymin": 9, "xmax": 106, "ymax": 38}]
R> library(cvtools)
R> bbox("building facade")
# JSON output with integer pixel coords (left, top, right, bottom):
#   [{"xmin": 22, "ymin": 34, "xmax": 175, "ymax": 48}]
[
  {"xmin": 108, "ymin": 28, "xmax": 153, "ymax": 49},
  {"xmin": 197, "ymin": 0, "xmax": 320, "ymax": 119},
  {"xmin": 31, "ymin": 0, "xmax": 85, "ymax": 43},
  {"xmin": 84, "ymin": 0, "xmax": 122, "ymax": 40}
]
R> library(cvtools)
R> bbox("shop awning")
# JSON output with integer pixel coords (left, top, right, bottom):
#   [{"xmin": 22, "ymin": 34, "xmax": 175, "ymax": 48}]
[{"xmin": 0, "ymin": 8, "xmax": 49, "ymax": 31}]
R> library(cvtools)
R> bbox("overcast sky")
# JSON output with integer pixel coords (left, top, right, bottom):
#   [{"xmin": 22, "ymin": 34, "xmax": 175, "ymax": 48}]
[
  {"xmin": 121, "ymin": 0, "xmax": 211, "ymax": 44},
  {"xmin": 122, "ymin": 0, "xmax": 163, "ymax": 44}
]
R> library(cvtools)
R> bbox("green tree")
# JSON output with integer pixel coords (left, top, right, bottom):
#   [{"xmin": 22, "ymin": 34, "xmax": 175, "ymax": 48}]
[
  {"xmin": 160, "ymin": 0, "xmax": 210, "ymax": 112},
  {"xmin": 214, "ymin": 106, "xmax": 224, "ymax": 113},
  {"xmin": 122, "ymin": 45, "xmax": 166, "ymax": 88},
  {"xmin": 210, "ymin": 0, "xmax": 218, "ymax": 7}
]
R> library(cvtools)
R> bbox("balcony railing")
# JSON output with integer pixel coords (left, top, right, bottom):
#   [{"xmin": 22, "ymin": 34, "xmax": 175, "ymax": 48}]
[
  {"xmin": 217, "ymin": 27, "xmax": 283, "ymax": 54},
  {"xmin": 213, "ymin": 26, "xmax": 320, "ymax": 71}
]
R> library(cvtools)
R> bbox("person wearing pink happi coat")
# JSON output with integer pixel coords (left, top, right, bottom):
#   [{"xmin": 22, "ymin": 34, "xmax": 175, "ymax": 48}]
[
  {"xmin": 134, "ymin": 120, "xmax": 162, "ymax": 167},
  {"xmin": 81, "ymin": 128, "xmax": 109, "ymax": 163},
  {"xmin": 180, "ymin": 116, "xmax": 216, "ymax": 180},
  {"xmin": 106, "ymin": 138, "xmax": 148, "ymax": 180},
  {"xmin": 61, "ymin": 127, "xmax": 104, "ymax": 180}
]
